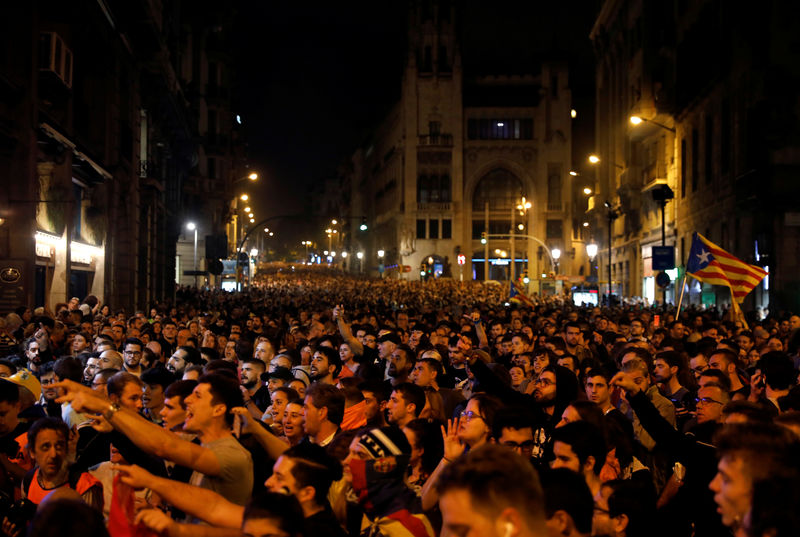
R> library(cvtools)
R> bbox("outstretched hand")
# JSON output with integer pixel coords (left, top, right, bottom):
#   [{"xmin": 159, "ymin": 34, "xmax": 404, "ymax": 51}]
[
  {"xmin": 53, "ymin": 379, "xmax": 111, "ymax": 415},
  {"xmin": 112, "ymin": 463, "xmax": 156, "ymax": 490}
]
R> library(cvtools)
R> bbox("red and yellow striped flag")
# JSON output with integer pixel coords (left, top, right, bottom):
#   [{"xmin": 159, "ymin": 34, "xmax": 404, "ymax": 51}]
[{"xmin": 685, "ymin": 232, "xmax": 767, "ymax": 303}]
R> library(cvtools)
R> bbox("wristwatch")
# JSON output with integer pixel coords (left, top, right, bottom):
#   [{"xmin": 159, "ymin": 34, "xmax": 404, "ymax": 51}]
[{"xmin": 103, "ymin": 402, "xmax": 121, "ymax": 421}]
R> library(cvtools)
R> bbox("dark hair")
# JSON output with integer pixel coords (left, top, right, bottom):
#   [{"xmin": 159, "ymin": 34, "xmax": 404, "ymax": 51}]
[
  {"xmin": 748, "ymin": 475, "xmax": 800, "ymax": 537},
  {"xmin": 551, "ymin": 421, "xmax": 606, "ymax": 475},
  {"xmin": 305, "ymin": 382, "xmax": 345, "ymax": 426},
  {"xmin": 358, "ymin": 379, "xmax": 389, "ymax": 403},
  {"xmin": 0, "ymin": 360, "xmax": 17, "ymax": 376},
  {"xmin": 53, "ymin": 356, "xmax": 84, "ymax": 383},
  {"xmin": 140, "ymin": 367, "xmax": 175, "ymax": 390},
  {"xmin": 0, "ymin": 379, "xmax": 20, "ymax": 404},
  {"xmin": 242, "ymin": 358, "xmax": 267, "ymax": 371},
  {"xmin": 313, "ymin": 346, "xmax": 342, "ymax": 378},
  {"xmin": 469, "ymin": 393, "xmax": 503, "ymax": 430},
  {"xmin": 272, "ymin": 386, "xmax": 299, "ymax": 402},
  {"xmin": 541, "ymin": 468, "xmax": 593, "ymax": 534},
  {"xmin": 283, "ymin": 442, "xmax": 343, "ymax": 507},
  {"xmin": 393, "ymin": 383, "xmax": 426, "ymax": 418},
  {"xmin": 714, "ymin": 423, "xmax": 800, "ymax": 484},
  {"xmin": 491, "ymin": 406, "xmax": 533, "ymax": 441},
  {"xmin": 200, "ymin": 347, "xmax": 220, "ymax": 361},
  {"xmin": 107, "ymin": 371, "xmax": 143, "ymax": 399},
  {"xmin": 178, "ymin": 346, "xmax": 203, "ymax": 365},
  {"xmin": 197, "ymin": 373, "xmax": 244, "ymax": 427},
  {"xmin": 28, "ymin": 417, "xmax": 69, "ymax": 452},
  {"xmin": 203, "ymin": 359, "xmax": 239, "ymax": 378},
  {"xmin": 566, "ymin": 400, "xmax": 605, "ymax": 432},
  {"xmin": 722, "ymin": 400, "xmax": 776, "ymax": 423},
  {"xmin": 29, "ymin": 498, "xmax": 110, "ymax": 537},
  {"xmin": 757, "ymin": 352, "xmax": 796, "ymax": 391},
  {"xmin": 123, "ymin": 337, "xmax": 144, "ymax": 351},
  {"xmin": 164, "ymin": 379, "xmax": 198, "ymax": 409},
  {"xmin": 417, "ymin": 357, "xmax": 443, "ymax": 378},
  {"xmin": 604, "ymin": 479, "xmax": 657, "ymax": 537},
  {"xmin": 699, "ymin": 369, "xmax": 732, "ymax": 391},
  {"xmin": 404, "ymin": 418, "xmax": 444, "ymax": 475},
  {"xmin": 437, "ymin": 444, "xmax": 545, "ymax": 532}
]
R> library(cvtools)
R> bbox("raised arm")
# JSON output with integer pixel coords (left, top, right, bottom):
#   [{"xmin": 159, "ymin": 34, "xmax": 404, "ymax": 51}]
[
  {"xmin": 118, "ymin": 464, "xmax": 244, "ymax": 528},
  {"xmin": 231, "ymin": 408, "xmax": 289, "ymax": 460},
  {"xmin": 334, "ymin": 305, "xmax": 364, "ymax": 356},
  {"xmin": 54, "ymin": 380, "xmax": 223, "ymax": 477}
]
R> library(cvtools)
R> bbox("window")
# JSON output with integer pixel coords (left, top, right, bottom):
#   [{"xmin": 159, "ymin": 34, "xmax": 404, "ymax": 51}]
[
  {"xmin": 472, "ymin": 169, "xmax": 523, "ymax": 211},
  {"xmin": 429, "ymin": 219, "xmax": 439, "ymax": 239},
  {"xmin": 417, "ymin": 174, "xmax": 429, "ymax": 203},
  {"xmin": 467, "ymin": 118, "xmax": 534, "ymax": 140},
  {"xmin": 422, "ymin": 46, "xmax": 432, "ymax": 72},
  {"xmin": 417, "ymin": 219, "xmax": 426, "ymax": 239},
  {"xmin": 418, "ymin": 173, "xmax": 450, "ymax": 203},
  {"xmin": 691, "ymin": 129, "xmax": 698, "ymax": 192},
  {"xmin": 438, "ymin": 45, "xmax": 449, "ymax": 72},
  {"xmin": 546, "ymin": 219, "xmax": 562, "ymax": 239},
  {"xmin": 442, "ymin": 219, "xmax": 452, "ymax": 239},
  {"xmin": 547, "ymin": 164, "xmax": 561, "ymax": 206},
  {"xmin": 429, "ymin": 121, "xmax": 441, "ymax": 136},
  {"xmin": 207, "ymin": 157, "xmax": 216, "ymax": 179},
  {"xmin": 72, "ymin": 183, "xmax": 83, "ymax": 239},
  {"xmin": 680, "ymin": 138, "xmax": 687, "ymax": 198}
]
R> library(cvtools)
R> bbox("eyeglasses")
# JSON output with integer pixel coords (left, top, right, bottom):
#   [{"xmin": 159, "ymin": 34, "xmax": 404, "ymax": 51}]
[
  {"xmin": 690, "ymin": 365, "xmax": 708, "ymax": 374},
  {"xmin": 41, "ymin": 378, "xmax": 57, "ymax": 385},
  {"xmin": 534, "ymin": 377, "xmax": 555, "ymax": 386},
  {"xmin": 501, "ymin": 440, "xmax": 535, "ymax": 452},
  {"xmin": 695, "ymin": 397, "xmax": 724, "ymax": 406},
  {"xmin": 459, "ymin": 410, "xmax": 485, "ymax": 422},
  {"xmin": 124, "ymin": 350, "xmax": 142, "ymax": 356}
]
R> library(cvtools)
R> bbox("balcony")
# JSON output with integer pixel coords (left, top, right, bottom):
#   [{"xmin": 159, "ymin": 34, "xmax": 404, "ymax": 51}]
[
  {"xmin": 417, "ymin": 202, "xmax": 451, "ymax": 212},
  {"xmin": 418, "ymin": 133, "xmax": 453, "ymax": 147},
  {"xmin": 546, "ymin": 202, "xmax": 564, "ymax": 212}
]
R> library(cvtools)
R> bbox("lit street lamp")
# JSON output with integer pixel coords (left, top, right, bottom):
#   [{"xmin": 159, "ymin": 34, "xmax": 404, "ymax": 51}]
[
  {"xmin": 186, "ymin": 222, "xmax": 198, "ymax": 288},
  {"xmin": 551, "ymin": 248, "xmax": 561, "ymax": 275}
]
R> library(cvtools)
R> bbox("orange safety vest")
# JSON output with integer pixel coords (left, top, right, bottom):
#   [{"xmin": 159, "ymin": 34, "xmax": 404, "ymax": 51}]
[{"xmin": 24, "ymin": 468, "xmax": 101, "ymax": 505}]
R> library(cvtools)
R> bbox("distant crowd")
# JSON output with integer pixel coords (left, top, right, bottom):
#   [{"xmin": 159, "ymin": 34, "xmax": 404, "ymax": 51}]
[{"xmin": 0, "ymin": 270, "xmax": 798, "ymax": 537}]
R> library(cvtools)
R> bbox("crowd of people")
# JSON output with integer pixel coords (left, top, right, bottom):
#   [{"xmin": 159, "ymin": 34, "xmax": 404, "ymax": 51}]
[{"xmin": 0, "ymin": 270, "xmax": 798, "ymax": 537}]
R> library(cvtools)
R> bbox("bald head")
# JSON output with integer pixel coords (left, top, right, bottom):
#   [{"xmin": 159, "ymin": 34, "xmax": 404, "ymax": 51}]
[{"xmin": 98, "ymin": 350, "xmax": 123, "ymax": 370}]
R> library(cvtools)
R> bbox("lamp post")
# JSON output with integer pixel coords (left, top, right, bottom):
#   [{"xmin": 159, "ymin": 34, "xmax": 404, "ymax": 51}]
[
  {"xmin": 604, "ymin": 202, "xmax": 621, "ymax": 305},
  {"xmin": 356, "ymin": 251, "xmax": 364, "ymax": 274},
  {"xmin": 186, "ymin": 222, "xmax": 198, "ymax": 288}
]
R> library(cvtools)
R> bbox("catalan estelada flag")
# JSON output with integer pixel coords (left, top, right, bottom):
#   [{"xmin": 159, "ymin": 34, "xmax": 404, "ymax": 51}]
[
  {"xmin": 510, "ymin": 280, "xmax": 535, "ymax": 307},
  {"xmin": 685, "ymin": 232, "xmax": 767, "ymax": 303}
]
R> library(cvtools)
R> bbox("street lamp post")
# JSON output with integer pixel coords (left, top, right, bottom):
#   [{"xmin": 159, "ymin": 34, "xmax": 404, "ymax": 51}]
[
  {"xmin": 604, "ymin": 202, "xmax": 621, "ymax": 305},
  {"xmin": 186, "ymin": 222, "xmax": 198, "ymax": 288}
]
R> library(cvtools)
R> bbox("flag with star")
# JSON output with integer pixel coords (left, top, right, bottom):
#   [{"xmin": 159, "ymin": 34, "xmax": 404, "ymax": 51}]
[
  {"xmin": 685, "ymin": 232, "xmax": 767, "ymax": 303},
  {"xmin": 509, "ymin": 280, "xmax": 535, "ymax": 308}
]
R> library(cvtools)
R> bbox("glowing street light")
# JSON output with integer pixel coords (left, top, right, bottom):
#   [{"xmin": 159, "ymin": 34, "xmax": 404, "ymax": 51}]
[
  {"xmin": 583, "ymin": 187, "xmax": 593, "ymax": 195},
  {"xmin": 341, "ymin": 251, "xmax": 347, "ymax": 258},
  {"xmin": 586, "ymin": 242, "xmax": 598, "ymax": 259},
  {"xmin": 186, "ymin": 222, "xmax": 198, "ymax": 287},
  {"xmin": 240, "ymin": 194, "xmax": 249, "ymax": 201},
  {"xmin": 377, "ymin": 249, "xmax": 385, "ymax": 258},
  {"xmin": 244, "ymin": 207, "xmax": 251, "ymax": 213},
  {"xmin": 569, "ymin": 171, "xmax": 578, "ymax": 176},
  {"xmin": 551, "ymin": 248, "xmax": 562, "ymax": 260},
  {"xmin": 588, "ymin": 154, "xmax": 600, "ymax": 164},
  {"xmin": 629, "ymin": 115, "xmax": 643, "ymax": 125}
]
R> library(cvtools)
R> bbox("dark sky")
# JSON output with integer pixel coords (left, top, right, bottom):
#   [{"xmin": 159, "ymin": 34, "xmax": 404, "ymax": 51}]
[{"xmin": 232, "ymin": 1, "xmax": 599, "ymax": 247}]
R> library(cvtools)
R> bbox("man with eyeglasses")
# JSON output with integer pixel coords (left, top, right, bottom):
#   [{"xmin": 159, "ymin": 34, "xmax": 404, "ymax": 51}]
[
  {"xmin": 491, "ymin": 407, "xmax": 535, "ymax": 460},
  {"xmin": 688, "ymin": 352, "xmax": 710, "ymax": 382},
  {"xmin": 611, "ymin": 369, "xmax": 730, "ymax": 536},
  {"xmin": 122, "ymin": 337, "xmax": 144, "ymax": 377}
]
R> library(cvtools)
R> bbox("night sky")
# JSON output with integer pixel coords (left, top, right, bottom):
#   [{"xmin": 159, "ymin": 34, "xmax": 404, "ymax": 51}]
[{"xmin": 232, "ymin": 1, "xmax": 599, "ymax": 247}]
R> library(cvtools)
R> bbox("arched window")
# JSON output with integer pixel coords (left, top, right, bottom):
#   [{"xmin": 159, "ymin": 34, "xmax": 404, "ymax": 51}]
[{"xmin": 472, "ymin": 169, "xmax": 523, "ymax": 211}]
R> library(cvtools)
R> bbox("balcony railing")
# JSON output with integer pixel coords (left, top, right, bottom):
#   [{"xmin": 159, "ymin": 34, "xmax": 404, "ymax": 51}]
[
  {"xmin": 546, "ymin": 202, "xmax": 564, "ymax": 212},
  {"xmin": 418, "ymin": 133, "xmax": 453, "ymax": 146},
  {"xmin": 417, "ymin": 202, "xmax": 451, "ymax": 212}
]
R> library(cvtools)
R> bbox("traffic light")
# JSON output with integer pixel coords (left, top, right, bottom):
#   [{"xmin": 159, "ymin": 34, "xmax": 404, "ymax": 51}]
[{"xmin": 480, "ymin": 232, "xmax": 487, "ymax": 244}]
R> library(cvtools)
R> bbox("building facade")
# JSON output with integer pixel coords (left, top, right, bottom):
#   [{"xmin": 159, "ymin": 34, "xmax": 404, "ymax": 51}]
[
  {"xmin": 591, "ymin": 0, "xmax": 800, "ymax": 312},
  {"xmin": 0, "ymin": 0, "xmax": 240, "ymax": 314},
  {"xmin": 342, "ymin": 3, "xmax": 584, "ymax": 293}
]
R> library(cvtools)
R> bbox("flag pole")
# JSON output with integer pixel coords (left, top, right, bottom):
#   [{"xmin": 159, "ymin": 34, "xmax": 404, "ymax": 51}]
[{"xmin": 676, "ymin": 274, "xmax": 689, "ymax": 316}]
